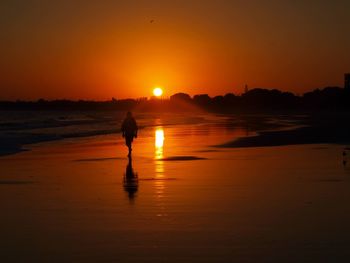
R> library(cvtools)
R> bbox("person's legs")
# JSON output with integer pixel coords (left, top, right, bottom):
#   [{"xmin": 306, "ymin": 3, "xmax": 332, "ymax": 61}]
[
  {"xmin": 125, "ymin": 136, "xmax": 133, "ymax": 156},
  {"xmin": 127, "ymin": 143, "xmax": 132, "ymax": 156}
]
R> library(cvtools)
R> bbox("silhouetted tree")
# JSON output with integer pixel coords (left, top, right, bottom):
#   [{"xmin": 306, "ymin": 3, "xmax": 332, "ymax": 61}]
[
  {"xmin": 303, "ymin": 87, "xmax": 343, "ymax": 110},
  {"xmin": 193, "ymin": 94, "xmax": 211, "ymax": 107},
  {"xmin": 170, "ymin": 93, "xmax": 192, "ymax": 102},
  {"xmin": 1, "ymin": 86, "xmax": 349, "ymax": 112}
]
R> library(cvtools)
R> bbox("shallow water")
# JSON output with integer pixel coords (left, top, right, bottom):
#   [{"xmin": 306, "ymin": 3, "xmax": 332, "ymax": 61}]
[
  {"xmin": 0, "ymin": 110, "xmax": 303, "ymax": 156},
  {"xmin": 1, "ymin": 114, "xmax": 350, "ymax": 262}
]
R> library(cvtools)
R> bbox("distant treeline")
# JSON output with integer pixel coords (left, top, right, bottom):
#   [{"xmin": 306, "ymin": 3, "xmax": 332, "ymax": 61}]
[{"xmin": 1, "ymin": 87, "xmax": 349, "ymax": 112}]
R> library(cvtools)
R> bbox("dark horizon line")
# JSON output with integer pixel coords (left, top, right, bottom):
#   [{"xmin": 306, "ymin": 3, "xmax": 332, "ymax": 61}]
[{"xmin": 0, "ymin": 85, "xmax": 347, "ymax": 102}]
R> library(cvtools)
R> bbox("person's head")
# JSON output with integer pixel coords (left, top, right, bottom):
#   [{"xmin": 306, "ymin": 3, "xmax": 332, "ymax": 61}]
[{"xmin": 126, "ymin": 111, "xmax": 132, "ymax": 118}]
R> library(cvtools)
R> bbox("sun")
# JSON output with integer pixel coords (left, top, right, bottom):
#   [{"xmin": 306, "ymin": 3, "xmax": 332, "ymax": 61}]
[{"xmin": 153, "ymin": 87, "xmax": 163, "ymax": 97}]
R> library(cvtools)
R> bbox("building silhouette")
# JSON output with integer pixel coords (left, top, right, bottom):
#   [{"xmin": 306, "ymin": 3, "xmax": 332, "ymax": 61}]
[
  {"xmin": 244, "ymin": 84, "xmax": 249, "ymax": 93},
  {"xmin": 345, "ymin": 73, "xmax": 350, "ymax": 90}
]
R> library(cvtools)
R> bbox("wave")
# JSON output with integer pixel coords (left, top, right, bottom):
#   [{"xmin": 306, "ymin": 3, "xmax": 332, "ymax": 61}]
[{"xmin": 0, "ymin": 110, "xmax": 211, "ymax": 156}]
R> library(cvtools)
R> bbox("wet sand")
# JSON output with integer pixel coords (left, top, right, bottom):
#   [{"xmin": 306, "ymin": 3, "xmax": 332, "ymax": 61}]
[
  {"xmin": 1, "ymin": 121, "xmax": 350, "ymax": 262},
  {"xmin": 219, "ymin": 112, "xmax": 350, "ymax": 148}
]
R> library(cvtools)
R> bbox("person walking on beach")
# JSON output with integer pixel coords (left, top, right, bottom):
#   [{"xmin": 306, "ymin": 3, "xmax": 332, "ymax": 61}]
[{"xmin": 121, "ymin": 111, "xmax": 138, "ymax": 156}]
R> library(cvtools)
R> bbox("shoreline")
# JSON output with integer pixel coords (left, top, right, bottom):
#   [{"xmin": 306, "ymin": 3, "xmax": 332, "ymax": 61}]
[
  {"xmin": 217, "ymin": 125, "xmax": 350, "ymax": 148},
  {"xmin": 2, "ymin": 112, "xmax": 350, "ymax": 157},
  {"xmin": 0, "ymin": 144, "xmax": 27, "ymax": 157}
]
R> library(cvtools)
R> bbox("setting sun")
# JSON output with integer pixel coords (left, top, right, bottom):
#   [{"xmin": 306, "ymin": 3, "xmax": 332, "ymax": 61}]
[{"xmin": 153, "ymin": 87, "xmax": 163, "ymax": 97}]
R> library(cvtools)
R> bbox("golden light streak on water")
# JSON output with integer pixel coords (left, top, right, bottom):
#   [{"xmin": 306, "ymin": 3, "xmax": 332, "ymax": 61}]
[
  {"xmin": 155, "ymin": 129, "xmax": 164, "ymax": 150},
  {"xmin": 154, "ymin": 127, "xmax": 165, "ymax": 201}
]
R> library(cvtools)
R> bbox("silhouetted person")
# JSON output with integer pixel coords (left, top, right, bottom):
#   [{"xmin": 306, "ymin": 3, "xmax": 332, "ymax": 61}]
[
  {"xmin": 121, "ymin": 111, "xmax": 138, "ymax": 156},
  {"xmin": 123, "ymin": 156, "xmax": 138, "ymax": 202}
]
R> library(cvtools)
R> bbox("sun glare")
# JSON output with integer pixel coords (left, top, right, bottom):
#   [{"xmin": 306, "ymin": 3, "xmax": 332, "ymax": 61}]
[
  {"xmin": 153, "ymin": 87, "xmax": 163, "ymax": 97},
  {"xmin": 155, "ymin": 129, "xmax": 164, "ymax": 149}
]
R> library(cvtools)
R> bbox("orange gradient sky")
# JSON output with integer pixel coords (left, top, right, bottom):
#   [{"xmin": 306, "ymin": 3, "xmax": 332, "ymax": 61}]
[{"xmin": 1, "ymin": 0, "xmax": 350, "ymax": 100}]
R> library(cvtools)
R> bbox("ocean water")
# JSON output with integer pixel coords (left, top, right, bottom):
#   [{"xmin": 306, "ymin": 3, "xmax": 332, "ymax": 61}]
[
  {"xmin": 0, "ymin": 111, "xmax": 231, "ymax": 155},
  {"xmin": 0, "ymin": 110, "xmax": 303, "ymax": 156}
]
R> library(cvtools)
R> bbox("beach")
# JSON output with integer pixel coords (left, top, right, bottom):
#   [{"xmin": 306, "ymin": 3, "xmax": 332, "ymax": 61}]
[{"xmin": 1, "ymin": 113, "xmax": 350, "ymax": 262}]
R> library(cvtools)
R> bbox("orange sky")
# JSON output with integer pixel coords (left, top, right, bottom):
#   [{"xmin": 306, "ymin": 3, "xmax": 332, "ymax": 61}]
[{"xmin": 1, "ymin": 1, "xmax": 350, "ymax": 100}]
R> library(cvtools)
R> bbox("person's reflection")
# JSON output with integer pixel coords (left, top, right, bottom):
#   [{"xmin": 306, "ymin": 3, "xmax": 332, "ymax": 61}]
[{"xmin": 123, "ymin": 156, "xmax": 138, "ymax": 202}]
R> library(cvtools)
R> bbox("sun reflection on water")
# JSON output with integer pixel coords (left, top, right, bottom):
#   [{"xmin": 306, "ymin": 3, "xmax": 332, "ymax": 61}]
[
  {"xmin": 154, "ymin": 127, "xmax": 165, "ymax": 202},
  {"xmin": 155, "ymin": 128, "xmax": 164, "ymax": 160}
]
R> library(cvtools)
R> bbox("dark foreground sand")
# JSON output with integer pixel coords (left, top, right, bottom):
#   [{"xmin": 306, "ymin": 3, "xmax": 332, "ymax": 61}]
[{"xmin": 1, "ymin": 122, "xmax": 350, "ymax": 262}]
